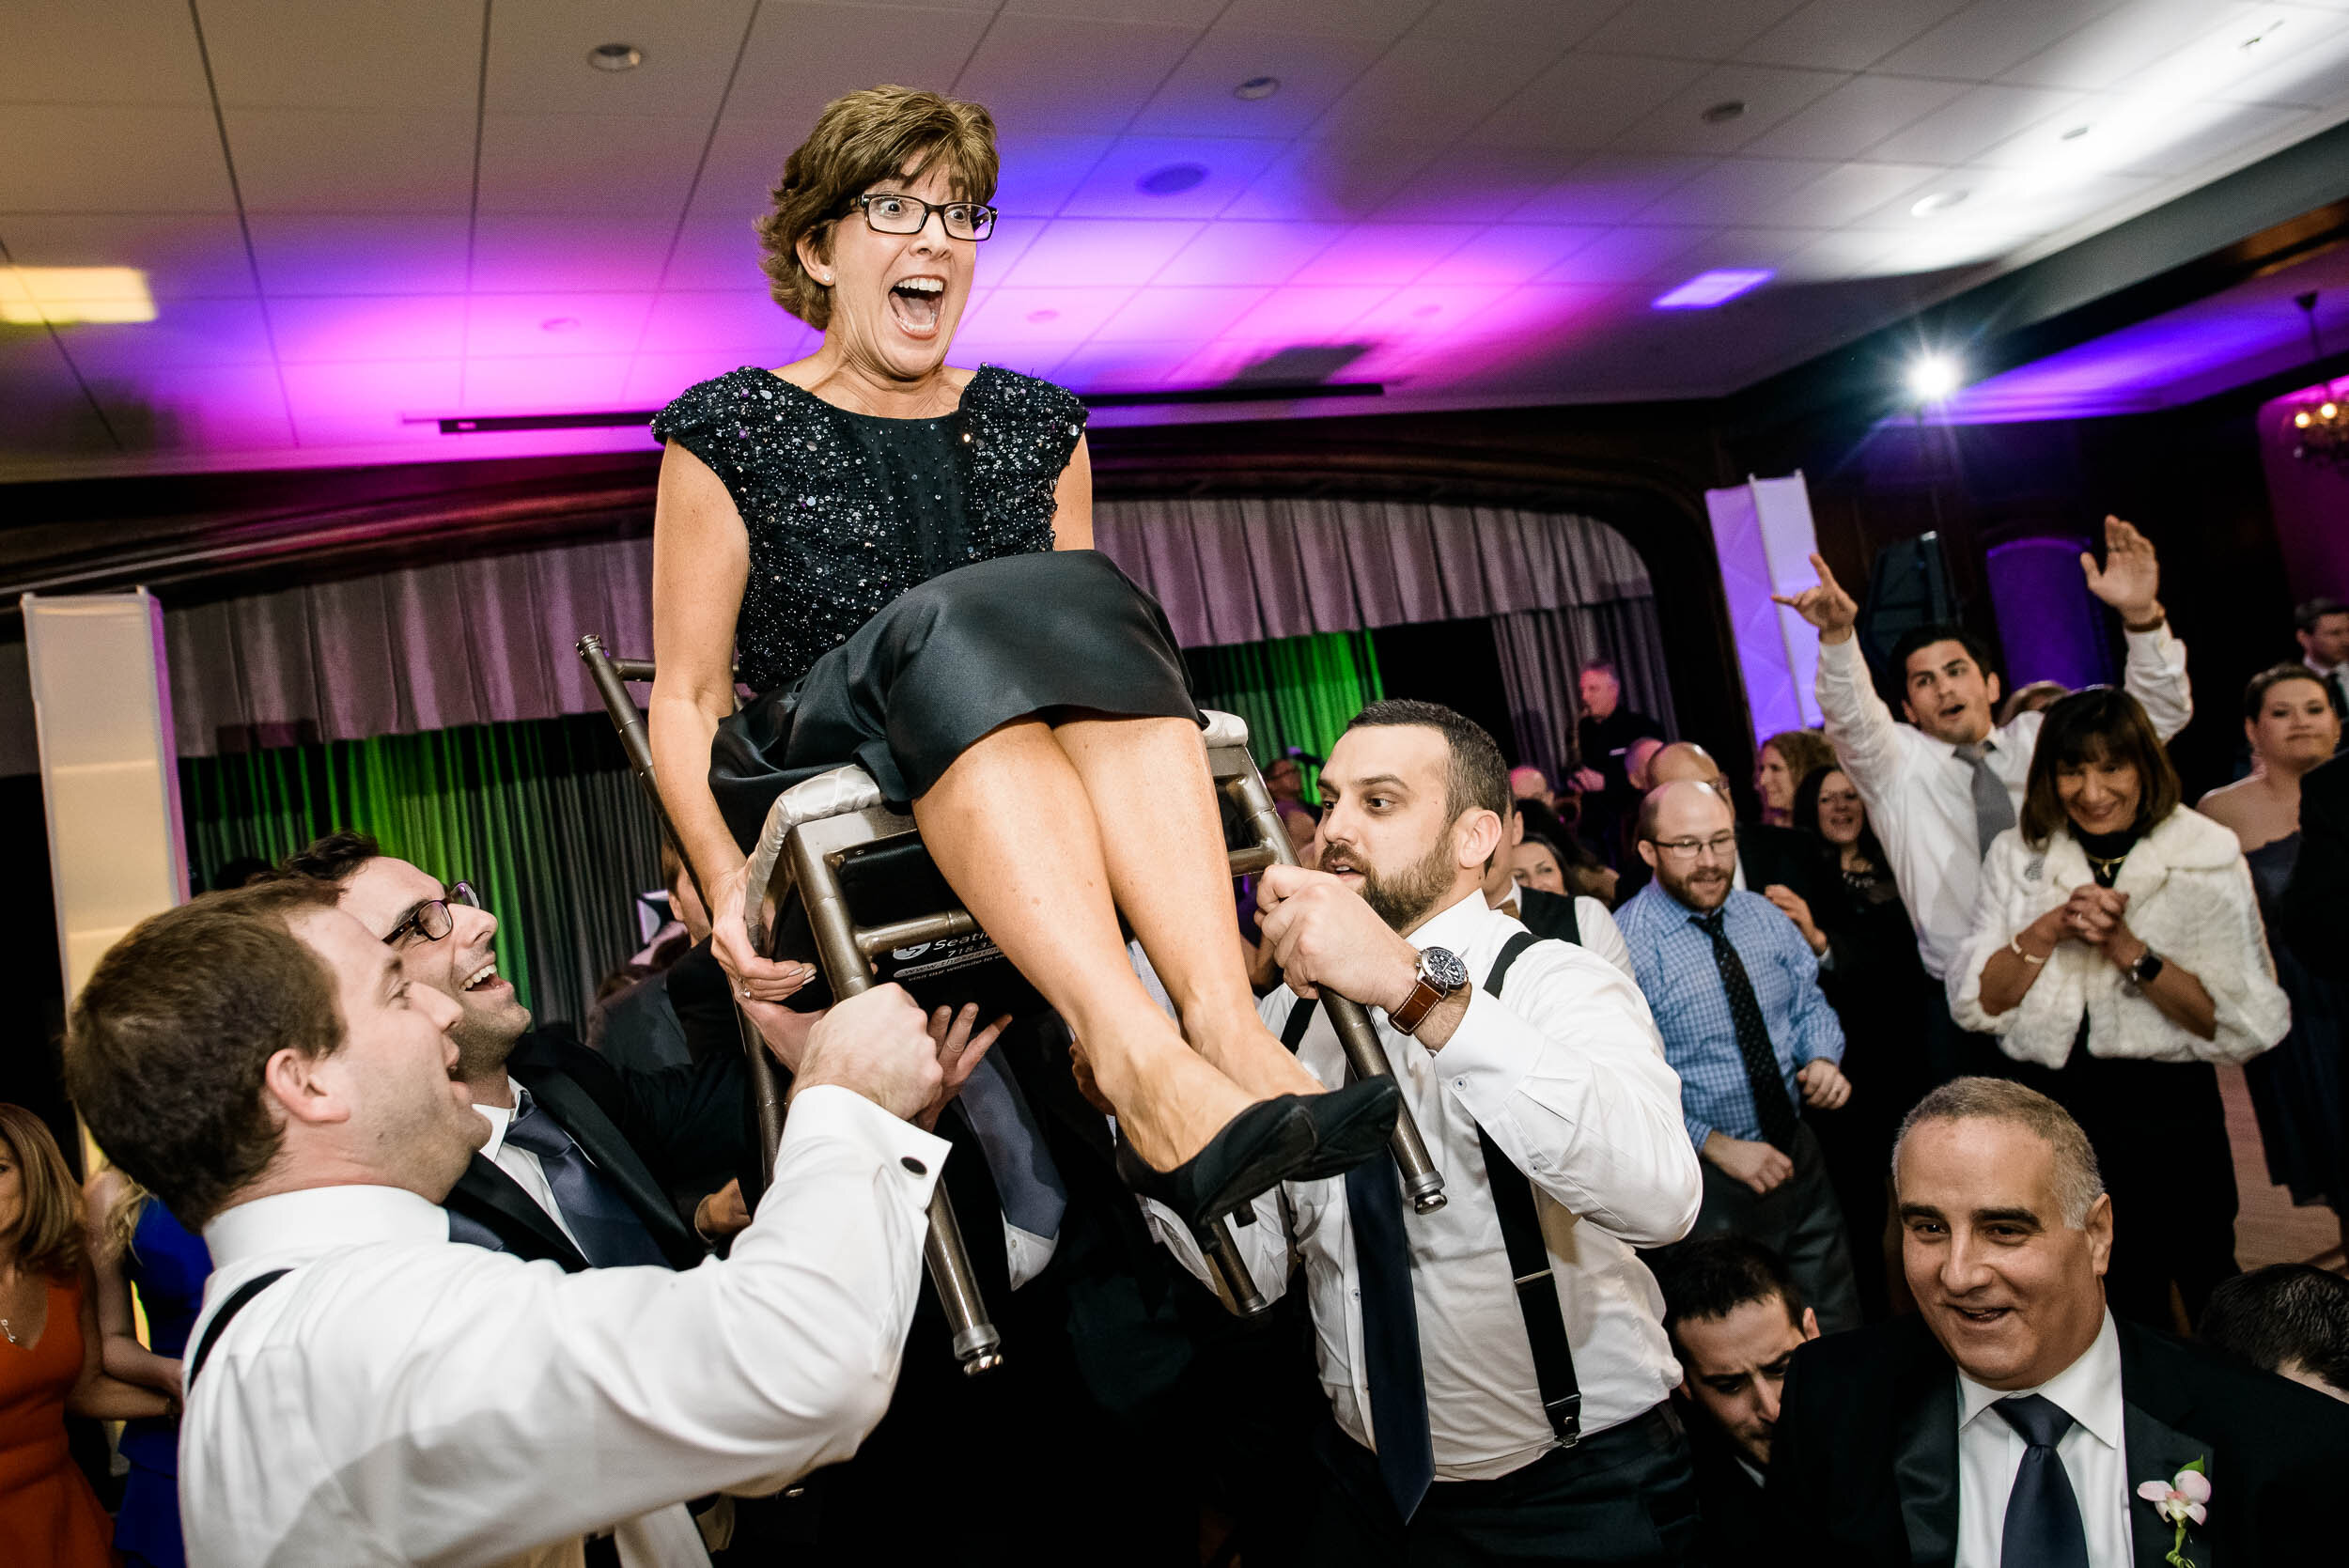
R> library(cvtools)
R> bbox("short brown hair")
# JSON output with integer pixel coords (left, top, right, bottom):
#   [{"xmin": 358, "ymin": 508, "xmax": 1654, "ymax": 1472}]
[
  {"xmin": 2018, "ymin": 687, "xmax": 2181, "ymax": 849},
  {"xmin": 1346, "ymin": 699, "xmax": 1510, "ymax": 826},
  {"xmin": 2244, "ymin": 662, "xmax": 2331, "ymax": 721},
  {"xmin": 754, "ymin": 85, "xmax": 999, "ymax": 332},
  {"xmin": 276, "ymin": 829, "xmax": 380, "ymax": 885},
  {"xmin": 1894, "ymin": 1076, "xmax": 2104, "ymax": 1227},
  {"xmin": 65, "ymin": 880, "xmax": 345, "ymax": 1228},
  {"xmin": 0, "ymin": 1105, "xmax": 86, "ymax": 1281}
]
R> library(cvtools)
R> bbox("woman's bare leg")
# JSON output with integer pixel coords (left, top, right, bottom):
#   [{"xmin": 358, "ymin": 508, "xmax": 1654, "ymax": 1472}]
[
  {"xmin": 1050, "ymin": 713, "xmax": 1323, "ymax": 1099},
  {"xmin": 912, "ymin": 719, "xmax": 1257, "ymax": 1172}
]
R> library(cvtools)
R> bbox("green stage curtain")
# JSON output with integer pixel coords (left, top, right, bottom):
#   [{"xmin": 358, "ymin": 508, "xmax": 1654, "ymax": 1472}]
[
  {"xmin": 179, "ymin": 715, "xmax": 663, "ymax": 1030},
  {"xmin": 1188, "ymin": 629, "xmax": 1385, "ymax": 796}
]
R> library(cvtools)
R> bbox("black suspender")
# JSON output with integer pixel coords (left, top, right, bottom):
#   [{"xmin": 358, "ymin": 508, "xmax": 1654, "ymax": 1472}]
[
  {"xmin": 1276, "ymin": 930, "xmax": 1584, "ymax": 1448},
  {"xmin": 185, "ymin": 1268, "xmax": 291, "ymax": 1390}
]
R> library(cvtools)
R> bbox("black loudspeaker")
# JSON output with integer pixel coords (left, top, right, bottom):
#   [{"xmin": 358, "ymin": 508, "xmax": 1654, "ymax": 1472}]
[{"xmin": 1855, "ymin": 531, "xmax": 1960, "ymax": 695}]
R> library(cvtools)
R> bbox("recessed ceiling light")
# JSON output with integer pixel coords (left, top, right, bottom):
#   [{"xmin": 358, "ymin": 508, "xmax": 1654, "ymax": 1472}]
[
  {"xmin": 1700, "ymin": 101, "xmax": 1746, "ymax": 125},
  {"xmin": 1412, "ymin": 303, "xmax": 1442, "ymax": 319},
  {"xmin": 1138, "ymin": 163, "xmax": 1208, "ymax": 196},
  {"xmin": 1908, "ymin": 354, "xmax": 1963, "ymax": 402},
  {"xmin": 1910, "ymin": 190, "xmax": 1969, "ymax": 217},
  {"xmin": 0, "ymin": 265, "xmax": 155, "ymax": 324},
  {"xmin": 541, "ymin": 316, "xmax": 582, "ymax": 333},
  {"xmin": 1652, "ymin": 268, "xmax": 1772, "ymax": 309},
  {"xmin": 1234, "ymin": 76, "xmax": 1281, "ymax": 101},
  {"xmin": 1027, "ymin": 308, "xmax": 1060, "ymax": 323},
  {"xmin": 587, "ymin": 43, "xmax": 643, "ymax": 71},
  {"xmin": 2061, "ymin": 124, "xmax": 2092, "ymax": 141}
]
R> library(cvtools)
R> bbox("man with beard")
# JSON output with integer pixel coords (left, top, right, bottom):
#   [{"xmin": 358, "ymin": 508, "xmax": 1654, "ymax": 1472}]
[
  {"xmin": 280, "ymin": 833, "xmax": 750, "ymax": 1271},
  {"xmin": 1617, "ymin": 782, "xmax": 1862, "ymax": 1333},
  {"xmin": 1141, "ymin": 699, "xmax": 1704, "ymax": 1565}
]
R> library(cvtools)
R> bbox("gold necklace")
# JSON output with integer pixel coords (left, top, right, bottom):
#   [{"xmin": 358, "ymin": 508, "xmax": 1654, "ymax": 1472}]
[{"xmin": 2083, "ymin": 849, "xmax": 2129, "ymax": 877}]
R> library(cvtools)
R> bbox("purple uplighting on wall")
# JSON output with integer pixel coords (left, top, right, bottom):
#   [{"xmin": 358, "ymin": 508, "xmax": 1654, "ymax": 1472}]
[
  {"xmin": 1650, "ymin": 269, "xmax": 1772, "ymax": 310},
  {"xmin": 1983, "ymin": 537, "xmax": 2114, "ymax": 692}
]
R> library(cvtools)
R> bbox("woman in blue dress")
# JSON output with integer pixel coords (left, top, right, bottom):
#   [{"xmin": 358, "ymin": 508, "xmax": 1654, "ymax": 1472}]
[
  {"xmin": 86, "ymin": 1167, "xmax": 211, "ymax": 1568},
  {"xmin": 646, "ymin": 86, "xmax": 1397, "ymax": 1228}
]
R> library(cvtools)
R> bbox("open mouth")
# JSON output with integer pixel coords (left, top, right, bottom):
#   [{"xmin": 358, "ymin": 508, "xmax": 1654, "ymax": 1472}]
[
  {"xmin": 1948, "ymin": 1304, "xmax": 2012, "ymax": 1327},
  {"xmin": 460, "ymin": 959, "xmax": 505, "ymax": 995},
  {"xmin": 888, "ymin": 275, "xmax": 945, "ymax": 334}
]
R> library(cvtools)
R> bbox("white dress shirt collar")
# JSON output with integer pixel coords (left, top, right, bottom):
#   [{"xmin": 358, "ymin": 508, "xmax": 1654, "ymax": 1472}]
[
  {"xmin": 474, "ymin": 1074, "xmax": 521, "ymax": 1159},
  {"xmin": 1956, "ymin": 1311, "xmax": 2124, "ymax": 1451},
  {"xmin": 1407, "ymin": 887, "xmax": 1499, "ymax": 955},
  {"xmin": 207, "ymin": 1183, "xmax": 450, "ymax": 1269}
]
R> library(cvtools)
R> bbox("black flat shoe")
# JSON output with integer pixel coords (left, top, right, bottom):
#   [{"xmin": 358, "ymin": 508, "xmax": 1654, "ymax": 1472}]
[
  {"xmin": 1288, "ymin": 1078, "xmax": 1403, "ymax": 1181},
  {"xmin": 1116, "ymin": 1096, "xmax": 1316, "ymax": 1228}
]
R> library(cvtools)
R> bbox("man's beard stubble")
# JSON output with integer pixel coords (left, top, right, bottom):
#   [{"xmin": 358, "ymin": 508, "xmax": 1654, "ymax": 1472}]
[{"xmin": 448, "ymin": 1003, "xmax": 527, "ymax": 1085}]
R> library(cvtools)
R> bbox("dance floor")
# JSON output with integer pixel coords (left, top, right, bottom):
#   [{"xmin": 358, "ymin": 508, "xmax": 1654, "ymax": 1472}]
[{"xmin": 2221, "ymin": 1064, "xmax": 2345, "ymax": 1275}]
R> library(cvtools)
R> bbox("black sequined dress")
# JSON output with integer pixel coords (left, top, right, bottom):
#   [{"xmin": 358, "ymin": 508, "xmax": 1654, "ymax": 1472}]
[{"xmin": 652, "ymin": 365, "xmax": 1199, "ymax": 849}]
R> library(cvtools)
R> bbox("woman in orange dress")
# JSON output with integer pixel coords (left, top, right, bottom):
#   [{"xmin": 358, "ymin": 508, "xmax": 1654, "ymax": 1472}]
[{"xmin": 0, "ymin": 1104, "xmax": 172, "ymax": 1566}]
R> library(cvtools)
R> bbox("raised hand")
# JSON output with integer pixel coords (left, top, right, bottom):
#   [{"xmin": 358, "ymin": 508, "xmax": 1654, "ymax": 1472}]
[
  {"xmin": 1771, "ymin": 552, "xmax": 1859, "ymax": 643},
  {"xmin": 2080, "ymin": 515, "xmax": 2162, "ymax": 626}
]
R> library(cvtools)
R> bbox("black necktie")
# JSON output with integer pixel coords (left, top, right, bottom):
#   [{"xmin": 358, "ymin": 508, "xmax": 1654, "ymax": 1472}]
[
  {"xmin": 503, "ymin": 1091, "xmax": 668, "ymax": 1268},
  {"xmin": 1346, "ymin": 1156, "xmax": 1434, "ymax": 1522},
  {"xmin": 1992, "ymin": 1395, "xmax": 2088, "ymax": 1568},
  {"xmin": 1692, "ymin": 910, "xmax": 1802, "ymax": 1152}
]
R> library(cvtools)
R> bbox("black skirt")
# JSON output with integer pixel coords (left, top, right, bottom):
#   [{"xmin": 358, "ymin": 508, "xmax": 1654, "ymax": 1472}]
[{"xmin": 710, "ymin": 549, "xmax": 1201, "ymax": 852}]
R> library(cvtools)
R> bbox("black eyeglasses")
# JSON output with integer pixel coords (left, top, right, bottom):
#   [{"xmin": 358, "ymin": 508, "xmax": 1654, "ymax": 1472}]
[
  {"xmin": 387, "ymin": 881, "xmax": 481, "ymax": 946},
  {"xmin": 844, "ymin": 193, "xmax": 997, "ymax": 241}
]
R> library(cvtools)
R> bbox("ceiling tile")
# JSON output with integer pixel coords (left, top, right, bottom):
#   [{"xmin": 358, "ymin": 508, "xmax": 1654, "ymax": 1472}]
[
  {"xmin": 629, "ymin": 349, "xmax": 782, "ymax": 407},
  {"xmin": 1000, "ymin": 0, "xmax": 1229, "ymax": 23},
  {"xmin": 999, "ymin": 219, "xmax": 1204, "ymax": 287},
  {"xmin": 0, "ymin": 213, "xmax": 254, "ymax": 299},
  {"xmin": 1059, "ymin": 137, "xmax": 1288, "ymax": 219},
  {"xmin": 991, "ymin": 134, "xmax": 1123, "ymax": 216},
  {"xmin": 1773, "ymin": 226, "xmax": 1913, "ymax": 281},
  {"xmin": 1313, "ymin": 36, "xmax": 1561, "ymax": 146},
  {"xmin": 1128, "ymin": 29, "xmax": 1385, "ymax": 138},
  {"xmin": 469, "ymin": 216, "xmax": 680, "ymax": 292},
  {"xmin": 85, "ymin": 365, "xmax": 294, "ymax": 455},
  {"xmin": 1470, "ymin": 54, "xmax": 1710, "ymax": 151},
  {"xmin": 1288, "ymin": 225, "xmax": 1486, "ymax": 286},
  {"xmin": 476, "ymin": 114, "xmax": 710, "ymax": 215},
  {"xmin": 953, "ymin": 16, "xmax": 1203, "ymax": 136},
  {"xmin": 0, "ymin": 106, "xmax": 236, "ymax": 211},
  {"xmin": 1372, "ymin": 147, "xmax": 1590, "ymax": 223},
  {"xmin": 1653, "ymin": 225, "xmax": 1830, "ymax": 279},
  {"xmin": 248, "ymin": 215, "xmax": 473, "ymax": 297},
  {"xmin": 638, "ymin": 290, "xmax": 812, "ymax": 353},
  {"xmin": 1509, "ymin": 153, "xmax": 1713, "ymax": 224},
  {"xmin": 1872, "ymin": 0, "xmax": 2122, "ymax": 82},
  {"xmin": 957, "ymin": 287, "xmax": 1139, "ymax": 341},
  {"xmin": 485, "ymin": 0, "xmax": 756, "ymax": 116},
  {"xmin": 727, "ymin": 5, "xmax": 998, "ymax": 130},
  {"xmin": 1090, "ymin": 286, "xmax": 1270, "ymax": 341},
  {"xmin": 1414, "ymin": 225, "xmax": 1606, "ymax": 287},
  {"xmin": 1150, "ymin": 221, "xmax": 1347, "ymax": 286},
  {"xmin": 280, "ymin": 358, "xmax": 463, "ymax": 447},
  {"xmin": 1, "ymin": 0, "xmax": 210, "ymax": 107},
  {"xmin": 267, "ymin": 295, "xmax": 469, "ymax": 364},
  {"xmin": 54, "ymin": 298, "xmax": 276, "ymax": 373},
  {"xmin": 1581, "ymin": 0, "xmax": 1810, "ymax": 60},
  {"xmin": 1406, "ymin": 0, "xmax": 1623, "ymax": 50},
  {"xmin": 1769, "ymin": 161, "xmax": 1946, "ymax": 226},
  {"xmin": 1734, "ymin": 0, "xmax": 1974, "ymax": 71},
  {"xmin": 661, "ymin": 213, "xmax": 772, "ymax": 293},
  {"xmin": 2222, "ymin": 13, "xmax": 2349, "ymax": 106},
  {"xmin": 465, "ymin": 293, "xmax": 655, "ymax": 358},
  {"xmin": 1634, "ymin": 158, "xmax": 1838, "ymax": 225},
  {"xmin": 1221, "ymin": 140, "xmax": 1435, "ymax": 222},
  {"xmin": 1210, "ymin": 0, "xmax": 1428, "ymax": 42},
  {"xmin": 0, "ymin": 334, "xmax": 113, "ymax": 457},
  {"xmin": 463, "ymin": 354, "xmax": 635, "ymax": 410},
  {"xmin": 1739, "ymin": 72, "xmax": 1971, "ymax": 160},
  {"xmin": 1347, "ymin": 282, "xmax": 1518, "ymax": 338},
  {"xmin": 1538, "ymin": 225, "xmax": 1716, "ymax": 284},
  {"xmin": 200, "ymin": 0, "xmax": 483, "ymax": 112},
  {"xmin": 680, "ymin": 116, "xmax": 798, "ymax": 225},
  {"xmin": 1611, "ymin": 64, "xmax": 1853, "ymax": 155},
  {"xmin": 1045, "ymin": 339, "xmax": 1205, "ymax": 391},
  {"xmin": 1997, "ymin": 0, "xmax": 2248, "ymax": 92},
  {"xmin": 226, "ymin": 109, "xmax": 477, "ymax": 215},
  {"xmin": 2109, "ymin": 101, "xmax": 2317, "ymax": 178},
  {"xmin": 1864, "ymin": 82, "xmax": 2087, "ymax": 164},
  {"xmin": 1219, "ymin": 284, "xmax": 1395, "ymax": 340}
]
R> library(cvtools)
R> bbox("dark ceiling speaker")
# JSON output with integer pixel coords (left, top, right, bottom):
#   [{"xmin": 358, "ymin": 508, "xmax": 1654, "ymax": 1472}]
[{"xmin": 1855, "ymin": 531, "xmax": 1960, "ymax": 694}]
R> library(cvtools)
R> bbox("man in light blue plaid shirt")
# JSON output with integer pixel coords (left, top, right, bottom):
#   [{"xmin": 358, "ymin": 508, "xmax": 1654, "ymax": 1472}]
[{"xmin": 1617, "ymin": 781, "xmax": 1862, "ymax": 1332}]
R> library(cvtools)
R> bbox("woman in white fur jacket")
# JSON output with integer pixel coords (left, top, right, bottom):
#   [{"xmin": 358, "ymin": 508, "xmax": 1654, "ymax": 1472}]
[{"xmin": 1951, "ymin": 688, "xmax": 2288, "ymax": 1327}]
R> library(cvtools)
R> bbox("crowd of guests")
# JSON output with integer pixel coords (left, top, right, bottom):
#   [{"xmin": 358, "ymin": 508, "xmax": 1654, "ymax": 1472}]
[{"xmin": 10, "ymin": 530, "xmax": 2349, "ymax": 1565}]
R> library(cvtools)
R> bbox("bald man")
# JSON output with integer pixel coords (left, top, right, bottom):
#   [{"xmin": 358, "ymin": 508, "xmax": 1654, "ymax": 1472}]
[{"xmin": 1616, "ymin": 744, "xmax": 1824, "ymax": 914}]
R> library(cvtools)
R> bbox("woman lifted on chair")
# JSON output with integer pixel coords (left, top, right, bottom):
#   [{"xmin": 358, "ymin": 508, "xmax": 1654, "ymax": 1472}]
[{"xmin": 647, "ymin": 85, "xmax": 1397, "ymax": 1228}]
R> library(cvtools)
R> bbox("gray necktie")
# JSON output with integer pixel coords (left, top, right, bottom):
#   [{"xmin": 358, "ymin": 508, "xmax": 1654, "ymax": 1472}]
[
  {"xmin": 957, "ymin": 1052, "xmax": 1066, "ymax": 1241},
  {"xmin": 1954, "ymin": 739, "xmax": 2016, "ymax": 857}
]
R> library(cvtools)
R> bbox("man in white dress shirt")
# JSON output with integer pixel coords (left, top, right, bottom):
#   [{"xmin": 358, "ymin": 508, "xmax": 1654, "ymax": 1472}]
[
  {"xmin": 1771, "ymin": 1077, "xmax": 2349, "ymax": 1566},
  {"xmin": 63, "ymin": 877, "xmax": 951, "ymax": 1568},
  {"xmin": 1144, "ymin": 699, "xmax": 1705, "ymax": 1564},
  {"xmin": 1774, "ymin": 516, "xmax": 2189, "ymax": 1079}
]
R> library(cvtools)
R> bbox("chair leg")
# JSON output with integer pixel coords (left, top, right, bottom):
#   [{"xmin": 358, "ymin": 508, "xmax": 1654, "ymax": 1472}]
[{"xmin": 786, "ymin": 827, "xmax": 1006, "ymax": 1375}]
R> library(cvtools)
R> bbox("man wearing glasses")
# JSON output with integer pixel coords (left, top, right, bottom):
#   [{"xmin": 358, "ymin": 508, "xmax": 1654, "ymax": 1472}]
[
  {"xmin": 280, "ymin": 833, "xmax": 743, "ymax": 1275},
  {"xmin": 1615, "ymin": 782, "xmax": 1863, "ymax": 1333}
]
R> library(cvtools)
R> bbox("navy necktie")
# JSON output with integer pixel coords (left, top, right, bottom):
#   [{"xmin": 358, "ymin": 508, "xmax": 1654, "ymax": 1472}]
[
  {"xmin": 1691, "ymin": 910, "xmax": 1802, "ymax": 1152},
  {"xmin": 957, "ymin": 1052, "xmax": 1066, "ymax": 1241},
  {"xmin": 1346, "ymin": 1155, "xmax": 1434, "ymax": 1522},
  {"xmin": 1993, "ymin": 1394, "xmax": 2088, "ymax": 1568},
  {"xmin": 503, "ymin": 1089, "xmax": 668, "ymax": 1268}
]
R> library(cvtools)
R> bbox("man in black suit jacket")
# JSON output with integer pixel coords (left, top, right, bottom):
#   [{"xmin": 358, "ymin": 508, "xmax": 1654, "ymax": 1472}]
[
  {"xmin": 284, "ymin": 832, "xmax": 743, "ymax": 1272},
  {"xmin": 1657, "ymin": 1238, "xmax": 1819, "ymax": 1568},
  {"xmin": 1773, "ymin": 1077, "xmax": 2349, "ymax": 1565},
  {"xmin": 2280, "ymin": 748, "xmax": 2349, "ymax": 970}
]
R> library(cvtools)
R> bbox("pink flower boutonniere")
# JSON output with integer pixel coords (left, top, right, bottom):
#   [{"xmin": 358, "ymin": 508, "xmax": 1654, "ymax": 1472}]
[{"xmin": 2135, "ymin": 1458, "xmax": 2210, "ymax": 1568}]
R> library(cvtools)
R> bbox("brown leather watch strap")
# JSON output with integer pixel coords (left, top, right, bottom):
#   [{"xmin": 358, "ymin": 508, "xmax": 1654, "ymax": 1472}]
[{"xmin": 1389, "ymin": 977, "xmax": 1444, "ymax": 1035}]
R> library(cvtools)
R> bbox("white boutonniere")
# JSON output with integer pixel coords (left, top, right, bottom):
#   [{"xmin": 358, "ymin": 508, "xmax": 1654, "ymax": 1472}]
[{"xmin": 2135, "ymin": 1458, "xmax": 2210, "ymax": 1568}]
